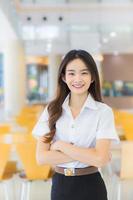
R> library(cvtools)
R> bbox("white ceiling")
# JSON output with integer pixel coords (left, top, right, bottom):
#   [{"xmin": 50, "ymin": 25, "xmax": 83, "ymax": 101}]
[
  {"xmin": 20, "ymin": 0, "xmax": 133, "ymax": 3},
  {"xmin": 13, "ymin": 0, "xmax": 133, "ymax": 55}
]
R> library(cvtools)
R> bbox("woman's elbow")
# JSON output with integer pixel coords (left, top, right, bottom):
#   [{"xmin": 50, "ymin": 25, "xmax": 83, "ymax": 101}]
[
  {"xmin": 36, "ymin": 154, "xmax": 44, "ymax": 165},
  {"xmin": 36, "ymin": 152, "xmax": 48, "ymax": 165}
]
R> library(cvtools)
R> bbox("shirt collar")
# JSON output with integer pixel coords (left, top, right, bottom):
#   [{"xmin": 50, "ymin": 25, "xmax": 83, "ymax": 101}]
[{"xmin": 62, "ymin": 93, "xmax": 98, "ymax": 111}]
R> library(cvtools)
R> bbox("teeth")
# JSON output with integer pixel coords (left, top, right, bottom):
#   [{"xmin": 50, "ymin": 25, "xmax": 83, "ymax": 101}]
[{"xmin": 73, "ymin": 85, "xmax": 84, "ymax": 87}]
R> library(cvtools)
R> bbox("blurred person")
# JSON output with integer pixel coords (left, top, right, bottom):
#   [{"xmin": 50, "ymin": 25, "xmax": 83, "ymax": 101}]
[{"xmin": 32, "ymin": 49, "xmax": 119, "ymax": 200}]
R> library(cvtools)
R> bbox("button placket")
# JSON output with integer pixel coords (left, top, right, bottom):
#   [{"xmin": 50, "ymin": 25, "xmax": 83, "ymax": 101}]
[
  {"xmin": 71, "ymin": 124, "xmax": 74, "ymax": 128},
  {"xmin": 71, "ymin": 121, "xmax": 77, "ymax": 136},
  {"xmin": 68, "ymin": 120, "xmax": 76, "ymax": 143}
]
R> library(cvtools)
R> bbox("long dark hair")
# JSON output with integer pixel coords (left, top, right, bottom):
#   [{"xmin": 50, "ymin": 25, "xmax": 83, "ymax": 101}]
[{"xmin": 43, "ymin": 49, "xmax": 103, "ymax": 143}]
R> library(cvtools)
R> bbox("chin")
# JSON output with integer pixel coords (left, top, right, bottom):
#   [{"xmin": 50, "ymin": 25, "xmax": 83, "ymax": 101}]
[{"xmin": 71, "ymin": 90, "xmax": 88, "ymax": 95}]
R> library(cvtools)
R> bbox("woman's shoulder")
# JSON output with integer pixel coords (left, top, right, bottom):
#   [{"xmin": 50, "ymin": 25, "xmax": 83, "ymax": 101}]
[
  {"xmin": 39, "ymin": 104, "xmax": 49, "ymax": 117},
  {"xmin": 95, "ymin": 101, "xmax": 113, "ymax": 113}
]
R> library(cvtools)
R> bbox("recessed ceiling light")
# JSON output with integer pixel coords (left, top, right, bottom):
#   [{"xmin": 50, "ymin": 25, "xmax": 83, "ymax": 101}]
[
  {"xmin": 43, "ymin": 17, "xmax": 47, "ymax": 21},
  {"xmin": 102, "ymin": 38, "xmax": 109, "ymax": 43},
  {"xmin": 110, "ymin": 32, "xmax": 117, "ymax": 37},
  {"xmin": 47, "ymin": 43, "xmax": 52, "ymax": 49},
  {"xmin": 58, "ymin": 16, "xmax": 63, "ymax": 21},
  {"xmin": 27, "ymin": 17, "xmax": 31, "ymax": 21}
]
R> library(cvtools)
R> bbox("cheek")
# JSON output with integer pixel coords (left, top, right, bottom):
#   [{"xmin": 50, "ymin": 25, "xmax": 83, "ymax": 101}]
[
  {"xmin": 65, "ymin": 76, "xmax": 73, "ymax": 84},
  {"xmin": 84, "ymin": 76, "xmax": 92, "ymax": 84}
]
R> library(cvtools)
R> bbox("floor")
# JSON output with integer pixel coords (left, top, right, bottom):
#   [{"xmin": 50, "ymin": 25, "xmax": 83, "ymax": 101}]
[
  {"xmin": 0, "ymin": 175, "xmax": 52, "ymax": 200},
  {"xmin": 0, "ymin": 169, "xmax": 133, "ymax": 200}
]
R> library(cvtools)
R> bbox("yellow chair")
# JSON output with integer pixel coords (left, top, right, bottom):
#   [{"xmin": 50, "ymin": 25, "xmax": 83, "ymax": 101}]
[
  {"xmin": 0, "ymin": 125, "xmax": 11, "ymax": 134},
  {"xmin": 17, "ymin": 105, "xmax": 44, "ymax": 119},
  {"xmin": 20, "ymin": 105, "xmax": 43, "ymax": 113},
  {"xmin": 111, "ymin": 142, "xmax": 133, "ymax": 200},
  {"xmin": 15, "ymin": 116, "xmax": 37, "ymax": 133},
  {"xmin": 0, "ymin": 143, "xmax": 14, "ymax": 200},
  {"xmin": 3, "ymin": 161, "xmax": 18, "ymax": 177},
  {"xmin": 122, "ymin": 121, "xmax": 133, "ymax": 140},
  {"xmin": 11, "ymin": 133, "xmax": 35, "ymax": 144},
  {"xmin": 0, "ymin": 144, "xmax": 11, "ymax": 179},
  {"xmin": 113, "ymin": 109, "xmax": 133, "ymax": 126},
  {"xmin": 15, "ymin": 141, "xmax": 51, "ymax": 200},
  {"xmin": 15, "ymin": 105, "xmax": 45, "ymax": 134},
  {"xmin": 113, "ymin": 110, "xmax": 133, "ymax": 140}
]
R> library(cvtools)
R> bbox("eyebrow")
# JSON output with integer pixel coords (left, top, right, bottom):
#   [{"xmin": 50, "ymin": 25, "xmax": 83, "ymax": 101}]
[{"xmin": 66, "ymin": 69, "xmax": 89, "ymax": 72}]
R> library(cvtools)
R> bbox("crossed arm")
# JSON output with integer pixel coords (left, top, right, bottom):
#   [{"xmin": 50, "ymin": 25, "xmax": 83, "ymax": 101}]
[{"xmin": 36, "ymin": 136, "xmax": 111, "ymax": 168}]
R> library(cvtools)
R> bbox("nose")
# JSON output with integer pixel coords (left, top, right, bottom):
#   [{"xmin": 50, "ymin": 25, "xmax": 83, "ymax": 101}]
[{"xmin": 74, "ymin": 74, "xmax": 82, "ymax": 82}]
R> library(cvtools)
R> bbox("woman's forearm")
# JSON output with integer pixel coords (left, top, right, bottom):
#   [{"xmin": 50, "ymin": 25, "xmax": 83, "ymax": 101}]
[
  {"xmin": 37, "ymin": 150, "xmax": 75, "ymax": 166},
  {"xmin": 49, "ymin": 139, "xmax": 111, "ymax": 168},
  {"xmin": 36, "ymin": 137, "xmax": 75, "ymax": 166},
  {"xmin": 61, "ymin": 145, "xmax": 103, "ymax": 167},
  {"xmin": 58, "ymin": 142, "xmax": 110, "ymax": 168}
]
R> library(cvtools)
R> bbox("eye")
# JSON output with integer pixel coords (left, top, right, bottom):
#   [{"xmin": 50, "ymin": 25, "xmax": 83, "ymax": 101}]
[
  {"xmin": 82, "ymin": 72, "xmax": 89, "ymax": 75},
  {"xmin": 68, "ymin": 73, "xmax": 75, "ymax": 75}
]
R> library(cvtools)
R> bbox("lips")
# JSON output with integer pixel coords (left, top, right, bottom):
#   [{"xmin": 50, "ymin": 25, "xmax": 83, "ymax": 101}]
[{"xmin": 72, "ymin": 84, "xmax": 84, "ymax": 88}]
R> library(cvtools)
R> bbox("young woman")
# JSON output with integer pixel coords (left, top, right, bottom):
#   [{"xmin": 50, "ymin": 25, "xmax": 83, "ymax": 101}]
[{"xmin": 32, "ymin": 49, "xmax": 119, "ymax": 200}]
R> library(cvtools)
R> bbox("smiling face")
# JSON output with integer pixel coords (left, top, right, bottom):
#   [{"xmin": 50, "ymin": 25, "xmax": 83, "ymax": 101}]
[{"xmin": 63, "ymin": 58, "xmax": 92, "ymax": 96}]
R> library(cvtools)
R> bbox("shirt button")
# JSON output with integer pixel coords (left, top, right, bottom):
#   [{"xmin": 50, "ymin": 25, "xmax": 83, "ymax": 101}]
[{"xmin": 71, "ymin": 124, "xmax": 74, "ymax": 128}]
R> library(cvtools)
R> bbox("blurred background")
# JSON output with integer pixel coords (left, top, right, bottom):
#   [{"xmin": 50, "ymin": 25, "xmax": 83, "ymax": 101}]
[{"xmin": 0, "ymin": 0, "xmax": 133, "ymax": 200}]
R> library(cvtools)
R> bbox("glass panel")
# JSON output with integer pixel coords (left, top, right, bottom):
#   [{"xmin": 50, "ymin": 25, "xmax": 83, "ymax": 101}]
[
  {"xmin": 26, "ymin": 64, "xmax": 48, "ymax": 104},
  {"xmin": 102, "ymin": 80, "xmax": 133, "ymax": 97}
]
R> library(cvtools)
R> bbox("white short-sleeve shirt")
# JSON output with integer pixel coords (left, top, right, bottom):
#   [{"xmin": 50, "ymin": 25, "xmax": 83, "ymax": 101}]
[{"xmin": 32, "ymin": 93, "xmax": 120, "ymax": 168}]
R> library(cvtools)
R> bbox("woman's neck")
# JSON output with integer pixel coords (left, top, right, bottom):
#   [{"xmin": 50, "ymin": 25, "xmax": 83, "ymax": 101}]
[{"xmin": 69, "ymin": 92, "xmax": 89, "ymax": 109}]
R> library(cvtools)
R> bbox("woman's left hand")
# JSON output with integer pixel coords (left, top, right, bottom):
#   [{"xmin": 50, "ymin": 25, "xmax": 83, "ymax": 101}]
[{"xmin": 50, "ymin": 140, "xmax": 64, "ymax": 151}]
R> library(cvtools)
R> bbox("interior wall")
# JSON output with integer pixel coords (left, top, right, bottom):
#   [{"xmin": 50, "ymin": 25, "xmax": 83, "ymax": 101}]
[
  {"xmin": 102, "ymin": 54, "xmax": 133, "ymax": 81},
  {"xmin": 102, "ymin": 54, "xmax": 133, "ymax": 109}
]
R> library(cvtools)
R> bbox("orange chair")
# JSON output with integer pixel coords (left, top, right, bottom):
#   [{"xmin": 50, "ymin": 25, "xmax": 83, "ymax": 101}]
[
  {"xmin": 3, "ymin": 161, "xmax": 18, "ymax": 176},
  {"xmin": 0, "ymin": 125, "xmax": 11, "ymax": 134},
  {"xmin": 122, "ymin": 126, "xmax": 132, "ymax": 140},
  {"xmin": 15, "ymin": 141, "xmax": 51, "ymax": 200},
  {"xmin": 12, "ymin": 133, "xmax": 35, "ymax": 144},
  {"xmin": 0, "ymin": 143, "xmax": 14, "ymax": 200},
  {"xmin": 15, "ymin": 105, "xmax": 45, "ymax": 134},
  {"xmin": 15, "ymin": 116, "xmax": 37, "ymax": 133},
  {"xmin": 113, "ymin": 110, "xmax": 133, "ymax": 140},
  {"xmin": 110, "ymin": 142, "xmax": 133, "ymax": 200},
  {"xmin": 0, "ymin": 144, "xmax": 11, "ymax": 179}
]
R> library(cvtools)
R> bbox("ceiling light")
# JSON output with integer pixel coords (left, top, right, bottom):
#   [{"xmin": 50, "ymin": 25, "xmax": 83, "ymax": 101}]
[
  {"xmin": 43, "ymin": 17, "xmax": 47, "ymax": 21},
  {"xmin": 27, "ymin": 17, "xmax": 31, "ymax": 21},
  {"xmin": 110, "ymin": 32, "xmax": 117, "ymax": 37},
  {"xmin": 102, "ymin": 38, "xmax": 109, "ymax": 43},
  {"xmin": 36, "ymin": 26, "xmax": 59, "ymax": 39},
  {"xmin": 22, "ymin": 26, "xmax": 35, "ymax": 40},
  {"xmin": 94, "ymin": 54, "xmax": 104, "ymax": 62},
  {"xmin": 58, "ymin": 16, "xmax": 63, "ymax": 21}
]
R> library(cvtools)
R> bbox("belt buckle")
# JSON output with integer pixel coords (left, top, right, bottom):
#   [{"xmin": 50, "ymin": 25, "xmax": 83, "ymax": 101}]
[{"xmin": 64, "ymin": 168, "xmax": 75, "ymax": 176}]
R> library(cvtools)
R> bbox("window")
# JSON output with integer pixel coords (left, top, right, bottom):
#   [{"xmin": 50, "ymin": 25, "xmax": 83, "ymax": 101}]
[
  {"xmin": 102, "ymin": 80, "xmax": 133, "ymax": 97},
  {"xmin": 27, "ymin": 64, "xmax": 48, "ymax": 103}
]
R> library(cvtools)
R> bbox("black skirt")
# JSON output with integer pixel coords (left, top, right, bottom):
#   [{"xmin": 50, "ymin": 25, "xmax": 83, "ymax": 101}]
[{"xmin": 51, "ymin": 171, "xmax": 108, "ymax": 200}]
